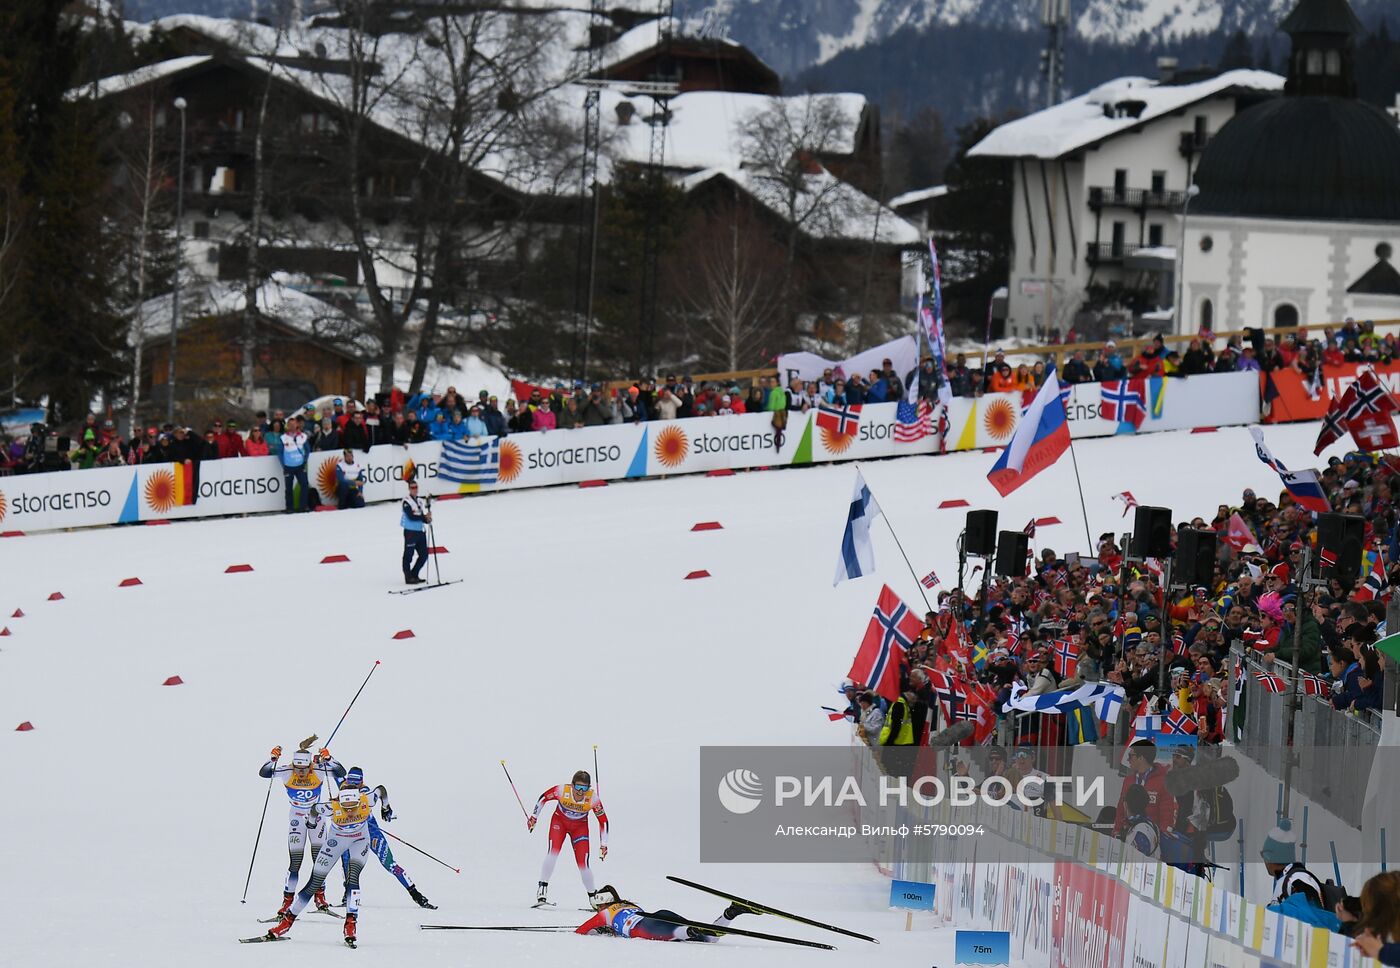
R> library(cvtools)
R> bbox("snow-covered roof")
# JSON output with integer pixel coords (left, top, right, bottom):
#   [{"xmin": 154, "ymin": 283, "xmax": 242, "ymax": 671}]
[
  {"xmin": 69, "ymin": 54, "xmax": 212, "ymax": 100},
  {"xmin": 132, "ymin": 275, "xmax": 374, "ymax": 356},
  {"xmin": 888, "ymin": 185, "xmax": 948, "ymax": 208},
  {"xmin": 679, "ymin": 166, "xmax": 921, "ymax": 246},
  {"xmin": 595, "ymin": 18, "xmax": 745, "ymax": 74},
  {"xmin": 599, "ymin": 90, "xmax": 867, "ymax": 174},
  {"xmin": 968, "ymin": 69, "xmax": 1285, "ymax": 160}
]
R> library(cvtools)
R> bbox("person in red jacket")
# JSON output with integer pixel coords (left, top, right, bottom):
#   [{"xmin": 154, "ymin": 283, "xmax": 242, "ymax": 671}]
[
  {"xmin": 243, "ymin": 426, "xmax": 270, "ymax": 457},
  {"xmin": 216, "ymin": 420, "xmax": 246, "ymax": 459},
  {"xmin": 1113, "ymin": 740, "xmax": 1177, "ymax": 835},
  {"xmin": 575, "ymin": 885, "xmax": 754, "ymax": 942}
]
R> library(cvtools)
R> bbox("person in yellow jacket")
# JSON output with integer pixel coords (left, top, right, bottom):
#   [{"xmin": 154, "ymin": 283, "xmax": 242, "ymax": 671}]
[{"xmin": 880, "ymin": 694, "xmax": 916, "ymax": 746}]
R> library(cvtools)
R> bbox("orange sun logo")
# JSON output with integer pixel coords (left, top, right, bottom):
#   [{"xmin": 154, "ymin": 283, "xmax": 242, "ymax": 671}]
[
  {"xmin": 316, "ymin": 459, "xmax": 341, "ymax": 500},
  {"xmin": 498, "ymin": 441, "xmax": 523, "ymax": 483},
  {"xmin": 982, "ymin": 398, "xmax": 1018, "ymax": 442},
  {"xmin": 0, "ymin": 489, "xmax": 7, "ymax": 523},
  {"xmin": 654, "ymin": 425, "xmax": 689, "ymax": 468},
  {"xmin": 144, "ymin": 469, "xmax": 176, "ymax": 514},
  {"xmin": 819, "ymin": 425, "xmax": 856, "ymax": 454}
]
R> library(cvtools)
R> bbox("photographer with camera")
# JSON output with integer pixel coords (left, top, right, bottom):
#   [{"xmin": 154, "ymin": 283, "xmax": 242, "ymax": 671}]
[{"xmin": 400, "ymin": 478, "xmax": 432, "ymax": 585}]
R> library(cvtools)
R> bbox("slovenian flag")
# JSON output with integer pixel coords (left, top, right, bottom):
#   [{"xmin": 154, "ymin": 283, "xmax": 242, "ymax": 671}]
[{"xmin": 987, "ymin": 364, "xmax": 1071, "ymax": 497}]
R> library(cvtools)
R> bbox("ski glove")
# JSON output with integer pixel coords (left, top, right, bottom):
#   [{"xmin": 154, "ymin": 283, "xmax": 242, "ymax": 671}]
[
  {"xmin": 270, "ymin": 745, "xmax": 282, "ymax": 759},
  {"xmin": 527, "ymin": 816, "xmax": 537, "ymax": 832},
  {"xmin": 599, "ymin": 845, "xmax": 607, "ymax": 861},
  {"xmin": 380, "ymin": 806, "xmax": 395, "ymax": 823}
]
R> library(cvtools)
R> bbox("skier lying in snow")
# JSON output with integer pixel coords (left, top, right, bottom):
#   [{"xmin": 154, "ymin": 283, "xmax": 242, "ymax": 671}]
[{"xmin": 575, "ymin": 885, "xmax": 757, "ymax": 941}]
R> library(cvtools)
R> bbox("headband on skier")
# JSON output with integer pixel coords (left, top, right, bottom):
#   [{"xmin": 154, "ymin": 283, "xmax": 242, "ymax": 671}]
[
  {"xmin": 594, "ymin": 885, "xmax": 620, "ymax": 906},
  {"xmin": 291, "ymin": 750, "xmax": 313, "ymax": 770},
  {"xmin": 337, "ymin": 788, "xmax": 361, "ymax": 807}
]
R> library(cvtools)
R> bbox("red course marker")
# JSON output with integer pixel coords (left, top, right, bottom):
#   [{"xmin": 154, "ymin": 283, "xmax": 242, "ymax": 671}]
[
  {"xmin": 937, "ymin": 499, "xmax": 970, "ymax": 509},
  {"xmin": 15, "ymin": 721, "xmax": 33, "ymax": 731},
  {"xmin": 684, "ymin": 570, "xmax": 711, "ymax": 580},
  {"xmin": 429, "ymin": 546, "xmax": 449, "ymax": 554},
  {"xmin": 1035, "ymin": 516, "xmax": 1062, "ymax": 527},
  {"xmin": 1, "ymin": 530, "xmax": 24, "ymax": 537},
  {"xmin": 119, "ymin": 577, "xmax": 143, "ymax": 588},
  {"xmin": 691, "ymin": 522, "xmax": 723, "ymax": 532},
  {"xmin": 1191, "ymin": 426, "xmax": 1218, "ymax": 433},
  {"xmin": 145, "ymin": 519, "xmax": 171, "ymax": 526},
  {"xmin": 0, "ymin": 627, "xmax": 9, "ymax": 637},
  {"xmin": 12, "ymin": 609, "xmax": 24, "ymax": 618},
  {"xmin": 313, "ymin": 505, "xmax": 338, "ymax": 512},
  {"xmin": 320, "ymin": 554, "xmax": 351, "ymax": 564},
  {"xmin": 392, "ymin": 629, "xmax": 415, "ymax": 640},
  {"xmin": 163, "ymin": 675, "xmax": 184, "ymax": 686},
  {"xmin": 48, "ymin": 592, "xmax": 64, "ymax": 601},
  {"xmin": 706, "ymin": 468, "xmax": 735, "ymax": 477},
  {"xmin": 579, "ymin": 480, "xmax": 608, "ymax": 488},
  {"xmin": 225, "ymin": 564, "xmax": 254, "ymax": 573}
]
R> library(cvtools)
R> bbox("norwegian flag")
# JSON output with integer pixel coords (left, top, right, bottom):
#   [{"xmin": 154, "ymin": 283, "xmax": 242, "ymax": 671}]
[
  {"xmin": 1051, "ymin": 638, "xmax": 1080, "ymax": 678},
  {"xmin": 1354, "ymin": 555, "xmax": 1389, "ymax": 602},
  {"xmin": 920, "ymin": 568, "xmax": 940, "ymax": 590},
  {"xmin": 1112, "ymin": 491, "xmax": 1139, "ymax": 517},
  {"xmin": 1314, "ymin": 399, "xmax": 1349, "ymax": 456},
  {"xmin": 816, "ymin": 402, "xmax": 863, "ymax": 437},
  {"xmin": 846, "ymin": 584, "xmax": 924, "ymax": 701},
  {"xmin": 1300, "ymin": 673, "xmax": 1327, "ymax": 697},
  {"xmin": 1171, "ymin": 629, "xmax": 1189, "ymax": 656},
  {"xmin": 894, "ymin": 399, "xmax": 934, "ymax": 443},
  {"xmin": 1099, "ymin": 380, "xmax": 1146, "ymax": 428},
  {"xmin": 927, "ymin": 668, "xmax": 965, "ymax": 724},
  {"xmin": 1254, "ymin": 670, "xmax": 1288, "ymax": 694},
  {"xmin": 1004, "ymin": 628, "xmax": 1023, "ymax": 655},
  {"xmin": 1318, "ymin": 547, "xmax": 1338, "ymax": 570},
  {"xmin": 953, "ymin": 677, "xmax": 998, "ymax": 745},
  {"xmin": 1342, "ymin": 369, "xmax": 1397, "ymax": 420},
  {"xmin": 1024, "ymin": 518, "xmax": 1037, "ymax": 538},
  {"xmin": 1241, "ymin": 627, "xmax": 1271, "ymax": 650},
  {"xmin": 1162, "ymin": 707, "xmax": 1199, "ymax": 736}
]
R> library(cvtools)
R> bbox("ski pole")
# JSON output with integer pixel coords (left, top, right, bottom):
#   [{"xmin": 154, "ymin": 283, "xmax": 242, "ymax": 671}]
[
  {"xmin": 593, "ymin": 744, "xmax": 600, "ymax": 798},
  {"xmin": 324, "ymin": 659, "xmax": 381, "ymax": 748},
  {"xmin": 383, "ymin": 829, "xmax": 460, "ymax": 874},
  {"xmin": 241, "ymin": 767, "xmax": 277, "ymax": 903},
  {"xmin": 501, "ymin": 760, "xmax": 530, "ymax": 820}
]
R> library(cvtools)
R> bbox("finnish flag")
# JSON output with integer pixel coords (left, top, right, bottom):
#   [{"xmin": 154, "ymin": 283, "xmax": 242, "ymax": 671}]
[{"xmin": 834, "ymin": 470, "xmax": 883, "ymax": 586}]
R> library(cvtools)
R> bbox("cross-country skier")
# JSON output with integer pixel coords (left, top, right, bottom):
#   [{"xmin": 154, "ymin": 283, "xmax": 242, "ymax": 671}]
[
  {"xmin": 575, "ymin": 885, "xmax": 756, "ymax": 942},
  {"xmin": 264, "ymin": 780, "xmax": 395, "ymax": 947},
  {"xmin": 336, "ymin": 766, "xmax": 436, "ymax": 909},
  {"xmin": 528, "ymin": 769, "xmax": 609, "ymax": 908},
  {"xmin": 258, "ymin": 745, "xmax": 346, "ymax": 915}
]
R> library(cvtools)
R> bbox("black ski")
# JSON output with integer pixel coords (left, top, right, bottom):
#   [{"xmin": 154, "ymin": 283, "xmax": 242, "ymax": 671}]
[
  {"xmin": 421, "ymin": 924, "xmax": 577, "ymax": 932},
  {"xmin": 388, "ymin": 580, "xmax": 463, "ymax": 595},
  {"xmin": 313, "ymin": 905, "xmax": 344, "ymax": 919},
  {"xmin": 645, "ymin": 914, "xmax": 835, "ymax": 950},
  {"xmin": 666, "ymin": 875, "xmax": 878, "ymax": 944},
  {"xmin": 238, "ymin": 935, "xmax": 287, "ymax": 944}
]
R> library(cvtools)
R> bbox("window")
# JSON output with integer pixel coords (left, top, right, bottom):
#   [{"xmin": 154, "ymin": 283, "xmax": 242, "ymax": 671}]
[
  {"xmin": 1151, "ymin": 171, "xmax": 1166, "ymax": 195},
  {"xmin": 1307, "ymin": 49, "xmax": 1323, "ymax": 75},
  {"xmin": 1274, "ymin": 303, "xmax": 1299, "ymax": 329},
  {"xmin": 1199, "ymin": 235, "xmax": 1214, "ymax": 253},
  {"xmin": 1200, "ymin": 299, "xmax": 1214, "ymax": 331},
  {"xmin": 193, "ymin": 220, "xmax": 210, "ymax": 239},
  {"xmin": 1113, "ymin": 169, "xmax": 1128, "ymax": 199},
  {"xmin": 1148, "ymin": 224, "xmax": 1164, "ymax": 247},
  {"xmin": 1111, "ymin": 221, "xmax": 1126, "ymax": 255},
  {"xmin": 1326, "ymin": 50, "xmax": 1341, "ymax": 76},
  {"xmin": 1194, "ymin": 115, "xmax": 1208, "ymax": 140}
]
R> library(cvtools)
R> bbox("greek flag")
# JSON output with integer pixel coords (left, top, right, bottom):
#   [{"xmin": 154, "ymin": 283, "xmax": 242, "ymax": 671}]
[
  {"xmin": 834, "ymin": 470, "xmax": 883, "ymax": 586},
  {"xmin": 439, "ymin": 438, "xmax": 499, "ymax": 484}
]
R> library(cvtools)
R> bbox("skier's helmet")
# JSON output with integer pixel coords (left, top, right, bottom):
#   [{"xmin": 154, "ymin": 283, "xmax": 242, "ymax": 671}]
[
  {"xmin": 571, "ymin": 769, "xmax": 591, "ymax": 793},
  {"xmin": 337, "ymin": 787, "xmax": 362, "ymax": 808},
  {"xmin": 594, "ymin": 885, "xmax": 621, "ymax": 907},
  {"xmin": 291, "ymin": 750, "xmax": 314, "ymax": 770},
  {"xmin": 344, "ymin": 767, "xmax": 365, "ymax": 788}
]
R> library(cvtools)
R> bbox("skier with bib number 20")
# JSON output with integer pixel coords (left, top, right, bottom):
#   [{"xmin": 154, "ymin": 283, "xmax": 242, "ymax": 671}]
[{"xmin": 258, "ymin": 745, "xmax": 345, "ymax": 916}]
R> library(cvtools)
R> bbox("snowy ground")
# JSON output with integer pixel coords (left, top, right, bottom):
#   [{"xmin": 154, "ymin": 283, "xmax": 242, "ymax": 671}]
[{"xmin": 1, "ymin": 421, "xmax": 1343, "ymax": 966}]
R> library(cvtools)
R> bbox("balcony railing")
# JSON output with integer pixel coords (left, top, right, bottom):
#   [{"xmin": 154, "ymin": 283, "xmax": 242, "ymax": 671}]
[
  {"xmin": 1087, "ymin": 186, "xmax": 1189, "ymax": 211},
  {"xmin": 1085, "ymin": 241, "xmax": 1141, "ymax": 266},
  {"xmin": 1179, "ymin": 130, "xmax": 1211, "ymax": 156}
]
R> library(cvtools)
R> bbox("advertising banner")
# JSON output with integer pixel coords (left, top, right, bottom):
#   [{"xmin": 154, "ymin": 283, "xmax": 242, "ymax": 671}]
[{"xmin": 1261, "ymin": 359, "xmax": 1400, "ymax": 424}]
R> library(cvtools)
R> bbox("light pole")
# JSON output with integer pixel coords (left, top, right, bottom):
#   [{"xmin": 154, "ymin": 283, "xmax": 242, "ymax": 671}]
[
  {"xmin": 1174, "ymin": 183, "xmax": 1201, "ymax": 336},
  {"xmin": 166, "ymin": 96, "xmax": 188, "ymax": 425}
]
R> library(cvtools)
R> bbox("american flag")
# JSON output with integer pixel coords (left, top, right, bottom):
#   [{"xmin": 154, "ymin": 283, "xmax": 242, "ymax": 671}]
[
  {"xmin": 920, "ymin": 569, "xmax": 940, "ymax": 589},
  {"xmin": 894, "ymin": 399, "xmax": 934, "ymax": 443}
]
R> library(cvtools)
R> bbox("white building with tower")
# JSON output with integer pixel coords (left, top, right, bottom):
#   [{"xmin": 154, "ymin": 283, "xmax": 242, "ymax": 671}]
[
  {"xmin": 1180, "ymin": 0, "xmax": 1400, "ymax": 333},
  {"xmin": 969, "ymin": 66, "xmax": 1282, "ymax": 339}
]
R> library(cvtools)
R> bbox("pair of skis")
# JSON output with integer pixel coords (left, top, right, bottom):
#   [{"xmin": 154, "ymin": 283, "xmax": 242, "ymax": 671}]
[
  {"xmin": 422, "ymin": 875, "xmax": 879, "ymax": 950},
  {"xmin": 387, "ymin": 579, "xmax": 462, "ymax": 595}
]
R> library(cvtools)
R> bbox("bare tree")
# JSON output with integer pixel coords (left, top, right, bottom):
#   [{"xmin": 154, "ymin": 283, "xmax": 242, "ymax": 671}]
[
  {"xmin": 0, "ymin": 77, "xmax": 26, "ymax": 406},
  {"xmin": 672, "ymin": 201, "xmax": 783, "ymax": 371}
]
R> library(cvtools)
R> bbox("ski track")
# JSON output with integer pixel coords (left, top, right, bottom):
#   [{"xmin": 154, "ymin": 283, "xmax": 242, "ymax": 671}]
[{"xmin": 1, "ymin": 421, "xmax": 1340, "ymax": 966}]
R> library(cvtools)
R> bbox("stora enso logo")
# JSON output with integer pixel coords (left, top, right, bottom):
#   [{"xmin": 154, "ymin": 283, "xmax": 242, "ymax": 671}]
[{"xmin": 716, "ymin": 769, "xmax": 763, "ymax": 815}]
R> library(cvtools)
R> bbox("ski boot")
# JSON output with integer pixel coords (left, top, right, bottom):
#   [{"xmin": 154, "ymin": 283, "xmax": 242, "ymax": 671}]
[
  {"xmin": 266, "ymin": 912, "xmax": 296, "ymax": 940},
  {"xmin": 686, "ymin": 925, "xmax": 722, "ymax": 942},
  {"xmin": 723, "ymin": 901, "xmax": 762, "ymax": 920},
  {"xmin": 533, "ymin": 881, "xmax": 550, "ymax": 907},
  {"xmin": 276, "ymin": 891, "xmax": 294, "ymax": 916},
  {"xmin": 408, "ymin": 886, "xmax": 437, "ymax": 910},
  {"xmin": 343, "ymin": 912, "xmax": 357, "ymax": 948},
  {"xmin": 313, "ymin": 889, "xmax": 333, "ymax": 914}
]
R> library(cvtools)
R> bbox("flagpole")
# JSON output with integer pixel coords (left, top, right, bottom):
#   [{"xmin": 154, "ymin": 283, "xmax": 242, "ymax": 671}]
[
  {"xmin": 861, "ymin": 465, "xmax": 934, "ymax": 614},
  {"xmin": 1066, "ymin": 432, "xmax": 1096, "ymax": 555}
]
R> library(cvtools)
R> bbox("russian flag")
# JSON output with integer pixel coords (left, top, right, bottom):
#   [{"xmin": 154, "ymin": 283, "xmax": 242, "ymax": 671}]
[{"xmin": 987, "ymin": 365, "xmax": 1071, "ymax": 497}]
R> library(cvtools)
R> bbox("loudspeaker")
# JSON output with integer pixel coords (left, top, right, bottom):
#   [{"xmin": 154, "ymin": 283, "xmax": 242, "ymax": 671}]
[
  {"xmin": 1316, "ymin": 512, "xmax": 1365, "ymax": 584},
  {"xmin": 965, "ymin": 509, "xmax": 998, "ymax": 557},
  {"xmin": 1132, "ymin": 506, "xmax": 1173, "ymax": 559},
  {"xmin": 995, "ymin": 530, "xmax": 1030, "ymax": 578},
  {"xmin": 1174, "ymin": 528, "xmax": 1217, "ymax": 588}
]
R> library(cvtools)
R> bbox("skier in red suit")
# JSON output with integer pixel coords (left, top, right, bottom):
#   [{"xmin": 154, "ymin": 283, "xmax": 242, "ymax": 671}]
[{"xmin": 528, "ymin": 769, "xmax": 609, "ymax": 908}]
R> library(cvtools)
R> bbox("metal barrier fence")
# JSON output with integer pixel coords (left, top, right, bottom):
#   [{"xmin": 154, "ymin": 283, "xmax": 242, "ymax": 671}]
[{"xmin": 1230, "ymin": 647, "xmax": 1381, "ymax": 828}]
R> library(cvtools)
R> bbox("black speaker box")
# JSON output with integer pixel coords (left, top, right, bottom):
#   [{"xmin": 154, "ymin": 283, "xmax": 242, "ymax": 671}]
[
  {"xmin": 1315, "ymin": 512, "xmax": 1365, "ymax": 584},
  {"xmin": 1174, "ymin": 528, "xmax": 1217, "ymax": 588},
  {"xmin": 965, "ymin": 509, "xmax": 998, "ymax": 557},
  {"xmin": 995, "ymin": 530, "xmax": 1030, "ymax": 577},
  {"xmin": 1132, "ymin": 505, "xmax": 1173, "ymax": 559}
]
